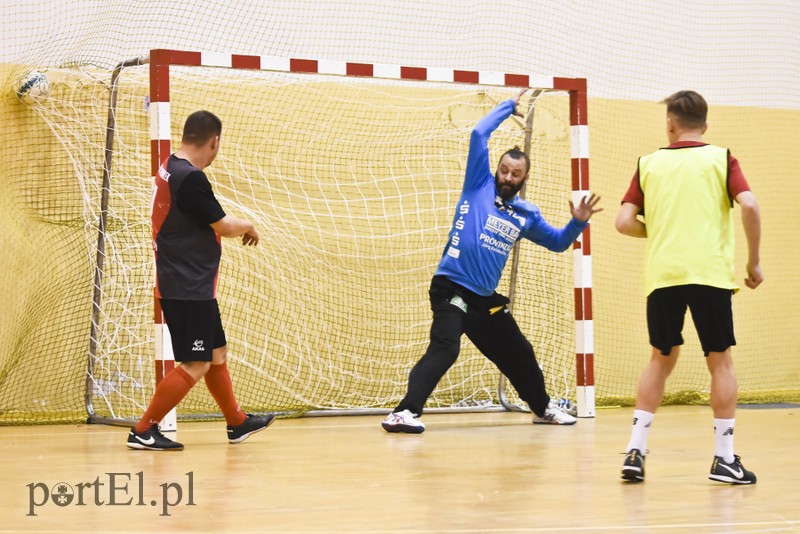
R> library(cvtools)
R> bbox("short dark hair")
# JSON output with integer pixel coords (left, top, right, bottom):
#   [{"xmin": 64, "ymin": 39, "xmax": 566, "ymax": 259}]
[
  {"xmin": 662, "ymin": 90, "xmax": 707, "ymax": 129},
  {"xmin": 181, "ymin": 110, "xmax": 222, "ymax": 145},
  {"xmin": 499, "ymin": 146, "xmax": 530, "ymax": 174}
]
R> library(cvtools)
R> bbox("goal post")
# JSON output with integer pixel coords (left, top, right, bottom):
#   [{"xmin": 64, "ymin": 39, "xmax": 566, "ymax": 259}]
[
  {"xmin": 570, "ymin": 83, "xmax": 595, "ymax": 418},
  {"xmin": 85, "ymin": 48, "xmax": 593, "ymax": 425}
]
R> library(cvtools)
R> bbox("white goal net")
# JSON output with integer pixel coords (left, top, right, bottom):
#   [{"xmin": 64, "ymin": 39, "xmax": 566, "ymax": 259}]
[{"xmin": 18, "ymin": 54, "xmax": 583, "ymax": 423}]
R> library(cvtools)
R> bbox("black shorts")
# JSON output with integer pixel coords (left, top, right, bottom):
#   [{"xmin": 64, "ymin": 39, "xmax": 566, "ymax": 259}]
[
  {"xmin": 159, "ymin": 299, "xmax": 227, "ymax": 362},
  {"xmin": 647, "ymin": 285, "xmax": 735, "ymax": 356}
]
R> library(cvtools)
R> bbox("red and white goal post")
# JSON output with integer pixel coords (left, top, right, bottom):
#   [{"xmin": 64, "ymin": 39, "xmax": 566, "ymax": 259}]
[{"xmin": 146, "ymin": 48, "xmax": 594, "ymax": 427}]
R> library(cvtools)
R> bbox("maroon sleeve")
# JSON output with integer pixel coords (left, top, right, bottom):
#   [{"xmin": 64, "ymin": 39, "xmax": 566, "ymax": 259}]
[
  {"xmin": 728, "ymin": 152, "xmax": 751, "ymax": 198},
  {"xmin": 621, "ymin": 170, "xmax": 644, "ymax": 209}
]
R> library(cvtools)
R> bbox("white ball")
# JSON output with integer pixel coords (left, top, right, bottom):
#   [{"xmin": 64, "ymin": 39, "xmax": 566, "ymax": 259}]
[{"xmin": 15, "ymin": 70, "xmax": 52, "ymax": 105}]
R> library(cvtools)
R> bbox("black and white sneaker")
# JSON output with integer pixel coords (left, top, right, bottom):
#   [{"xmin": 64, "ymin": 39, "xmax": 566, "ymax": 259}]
[
  {"xmin": 227, "ymin": 413, "xmax": 275, "ymax": 444},
  {"xmin": 127, "ymin": 424, "xmax": 184, "ymax": 451},
  {"xmin": 709, "ymin": 455, "xmax": 757, "ymax": 484},
  {"xmin": 532, "ymin": 400, "xmax": 577, "ymax": 425},
  {"xmin": 621, "ymin": 449, "xmax": 645, "ymax": 482},
  {"xmin": 381, "ymin": 410, "xmax": 426, "ymax": 433}
]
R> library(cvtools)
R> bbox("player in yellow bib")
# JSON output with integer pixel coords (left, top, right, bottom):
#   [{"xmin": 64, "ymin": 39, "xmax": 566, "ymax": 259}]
[{"xmin": 615, "ymin": 91, "xmax": 763, "ymax": 484}]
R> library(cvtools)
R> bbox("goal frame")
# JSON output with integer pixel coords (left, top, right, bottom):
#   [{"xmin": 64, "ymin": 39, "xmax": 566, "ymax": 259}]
[{"xmin": 86, "ymin": 48, "xmax": 594, "ymax": 426}]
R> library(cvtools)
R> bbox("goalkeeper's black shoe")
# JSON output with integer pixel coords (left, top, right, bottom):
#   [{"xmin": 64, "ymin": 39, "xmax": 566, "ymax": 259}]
[
  {"xmin": 127, "ymin": 424, "xmax": 184, "ymax": 451},
  {"xmin": 709, "ymin": 455, "xmax": 757, "ymax": 484},
  {"xmin": 621, "ymin": 449, "xmax": 645, "ymax": 482},
  {"xmin": 227, "ymin": 413, "xmax": 275, "ymax": 444}
]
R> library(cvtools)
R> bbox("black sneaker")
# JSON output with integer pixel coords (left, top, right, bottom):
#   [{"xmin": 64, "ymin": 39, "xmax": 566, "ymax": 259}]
[
  {"xmin": 709, "ymin": 455, "xmax": 757, "ymax": 484},
  {"xmin": 227, "ymin": 413, "xmax": 275, "ymax": 443},
  {"xmin": 127, "ymin": 424, "xmax": 184, "ymax": 451},
  {"xmin": 621, "ymin": 449, "xmax": 645, "ymax": 482}
]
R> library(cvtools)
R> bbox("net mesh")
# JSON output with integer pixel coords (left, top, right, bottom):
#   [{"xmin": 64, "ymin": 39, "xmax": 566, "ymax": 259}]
[{"xmin": 13, "ymin": 63, "xmax": 577, "ymax": 422}]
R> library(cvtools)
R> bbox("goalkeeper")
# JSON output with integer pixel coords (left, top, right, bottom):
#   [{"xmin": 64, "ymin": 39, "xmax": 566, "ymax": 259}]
[{"xmin": 382, "ymin": 89, "xmax": 601, "ymax": 434}]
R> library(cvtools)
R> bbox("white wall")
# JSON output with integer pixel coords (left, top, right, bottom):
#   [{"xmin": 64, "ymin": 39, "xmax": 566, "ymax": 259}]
[{"xmin": 2, "ymin": 0, "xmax": 798, "ymax": 107}]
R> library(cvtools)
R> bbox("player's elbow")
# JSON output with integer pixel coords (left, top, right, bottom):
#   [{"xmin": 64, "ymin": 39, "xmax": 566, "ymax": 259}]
[
  {"xmin": 615, "ymin": 217, "xmax": 644, "ymax": 237},
  {"xmin": 548, "ymin": 233, "xmax": 575, "ymax": 253},
  {"xmin": 216, "ymin": 226, "xmax": 239, "ymax": 238},
  {"xmin": 615, "ymin": 203, "xmax": 644, "ymax": 237},
  {"xmin": 470, "ymin": 128, "xmax": 486, "ymax": 144},
  {"xmin": 210, "ymin": 216, "xmax": 240, "ymax": 238},
  {"xmin": 213, "ymin": 225, "xmax": 233, "ymax": 238},
  {"xmin": 614, "ymin": 215, "xmax": 630, "ymax": 235}
]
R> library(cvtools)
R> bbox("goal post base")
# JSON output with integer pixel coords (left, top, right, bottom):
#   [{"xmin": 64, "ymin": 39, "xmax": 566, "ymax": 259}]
[{"xmin": 576, "ymin": 385, "xmax": 596, "ymax": 418}]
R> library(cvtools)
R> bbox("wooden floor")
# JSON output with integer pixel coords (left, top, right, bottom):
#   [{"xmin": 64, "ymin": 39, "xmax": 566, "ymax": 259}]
[{"xmin": 1, "ymin": 405, "xmax": 798, "ymax": 533}]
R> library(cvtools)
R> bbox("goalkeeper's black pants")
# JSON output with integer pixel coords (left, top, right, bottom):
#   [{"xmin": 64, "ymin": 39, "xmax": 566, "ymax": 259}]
[{"xmin": 394, "ymin": 276, "xmax": 551, "ymax": 417}]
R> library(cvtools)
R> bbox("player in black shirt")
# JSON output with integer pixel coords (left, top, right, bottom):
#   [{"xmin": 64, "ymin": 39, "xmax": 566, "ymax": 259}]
[{"xmin": 127, "ymin": 111, "xmax": 274, "ymax": 450}]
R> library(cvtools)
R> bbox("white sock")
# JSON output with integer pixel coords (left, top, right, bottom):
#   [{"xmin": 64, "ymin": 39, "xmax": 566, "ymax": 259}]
[
  {"xmin": 626, "ymin": 409, "xmax": 654, "ymax": 454},
  {"xmin": 714, "ymin": 418, "xmax": 735, "ymax": 463}
]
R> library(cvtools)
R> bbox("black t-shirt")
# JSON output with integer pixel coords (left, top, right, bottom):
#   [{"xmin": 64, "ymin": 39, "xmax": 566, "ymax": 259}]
[{"xmin": 152, "ymin": 155, "xmax": 226, "ymax": 299}]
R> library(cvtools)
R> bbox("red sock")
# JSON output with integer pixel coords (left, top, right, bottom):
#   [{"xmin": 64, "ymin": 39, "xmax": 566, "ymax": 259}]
[
  {"xmin": 135, "ymin": 366, "xmax": 196, "ymax": 433},
  {"xmin": 204, "ymin": 362, "xmax": 246, "ymax": 427}
]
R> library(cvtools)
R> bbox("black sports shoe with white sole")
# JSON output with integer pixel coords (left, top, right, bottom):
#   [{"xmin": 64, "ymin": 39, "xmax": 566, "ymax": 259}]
[
  {"xmin": 227, "ymin": 413, "xmax": 275, "ymax": 443},
  {"xmin": 127, "ymin": 424, "xmax": 184, "ymax": 451},
  {"xmin": 621, "ymin": 449, "xmax": 645, "ymax": 482},
  {"xmin": 709, "ymin": 455, "xmax": 757, "ymax": 484}
]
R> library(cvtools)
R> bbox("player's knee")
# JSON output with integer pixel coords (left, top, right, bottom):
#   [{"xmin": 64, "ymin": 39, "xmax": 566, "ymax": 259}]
[
  {"xmin": 212, "ymin": 346, "xmax": 227, "ymax": 365},
  {"xmin": 425, "ymin": 343, "xmax": 459, "ymax": 365},
  {"xmin": 181, "ymin": 360, "xmax": 212, "ymax": 380}
]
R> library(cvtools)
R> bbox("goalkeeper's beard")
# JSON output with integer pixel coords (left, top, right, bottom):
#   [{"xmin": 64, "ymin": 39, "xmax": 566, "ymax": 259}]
[{"xmin": 495, "ymin": 173, "xmax": 524, "ymax": 201}]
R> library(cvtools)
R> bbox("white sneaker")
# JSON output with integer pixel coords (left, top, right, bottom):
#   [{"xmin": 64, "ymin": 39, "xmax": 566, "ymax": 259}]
[
  {"xmin": 553, "ymin": 398, "xmax": 578, "ymax": 417},
  {"xmin": 381, "ymin": 409, "xmax": 426, "ymax": 434},
  {"xmin": 532, "ymin": 400, "xmax": 578, "ymax": 425}
]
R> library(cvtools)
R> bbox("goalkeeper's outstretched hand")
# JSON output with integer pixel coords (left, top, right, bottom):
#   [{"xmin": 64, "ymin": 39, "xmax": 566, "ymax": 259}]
[
  {"xmin": 511, "ymin": 88, "xmax": 528, "ymax": 117},
  {"xmin": 569, "ymin": 193, "xmax": 603, "ymax": 222}
]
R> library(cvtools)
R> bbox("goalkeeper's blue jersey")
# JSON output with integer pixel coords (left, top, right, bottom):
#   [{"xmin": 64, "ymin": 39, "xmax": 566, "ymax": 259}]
[{"xmin": 434, "ymin": 99, "xmax": 587, "ymax": 297}]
